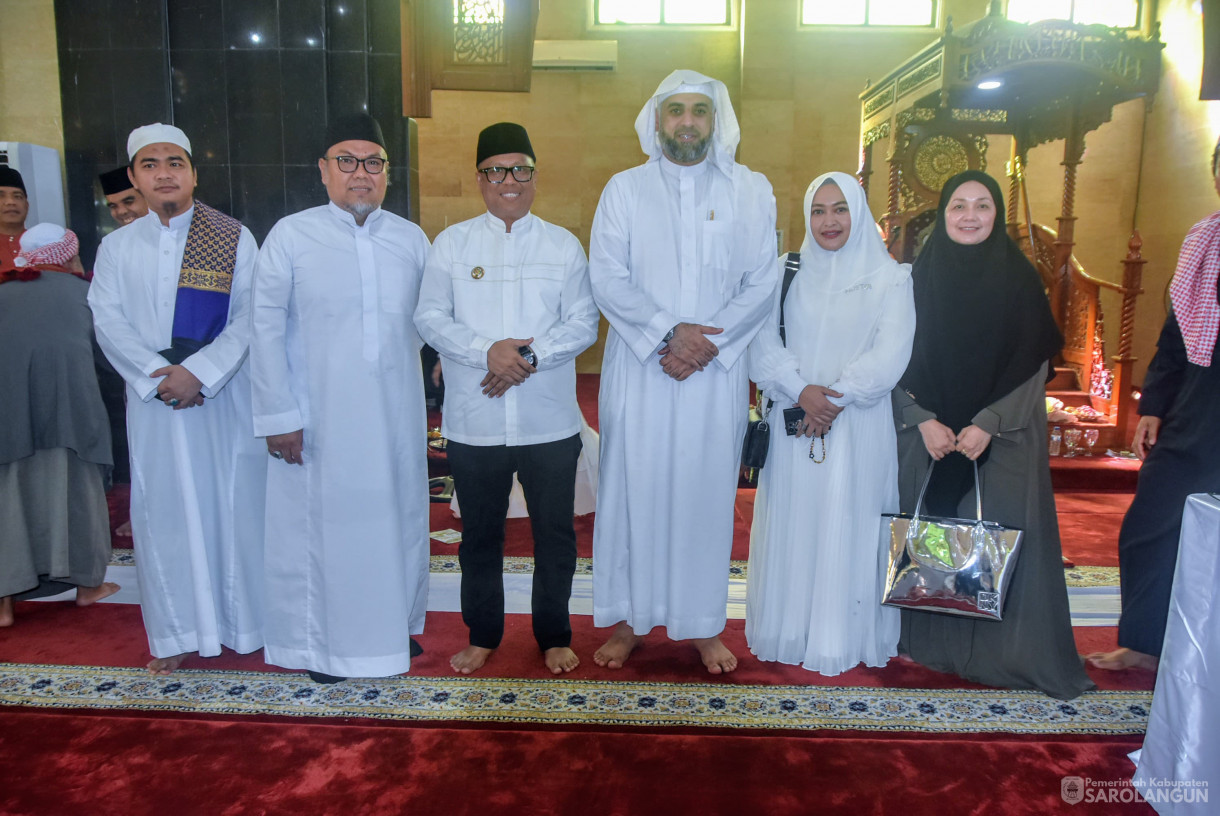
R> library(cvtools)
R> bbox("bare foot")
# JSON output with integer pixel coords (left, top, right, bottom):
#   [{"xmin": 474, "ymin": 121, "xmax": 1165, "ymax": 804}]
[
  {"xmin": 593, "ymin": 622, "xmax": 640, "ymax": 669},
  {"xmin": 147, "ymin": 653, "xmax": 191, "ymax": 675},
  {"xmin": 115, "ymin": 521, "xmax": 133, "ymax": 537},
  {"xmin": 76, "ymin": 582, "xmax": 120, "ymax": 606},
  {"xmin": 544, "ymin": 646, "xmax": 580, "ymax": 675},
  {"xmin": 693, "ymin": 635, "xmax": 737, "ymax": 675},
  {"xmin": 450, "ymin": 645, "xmax": 494, "ymax": 674},
  {"xmin": 1086, "ymin": 648, "xmax": 1158, "ymax": 672},
  {"xmin": 0, "ymin": 596, "xmax": 13, "ymax": 627}
]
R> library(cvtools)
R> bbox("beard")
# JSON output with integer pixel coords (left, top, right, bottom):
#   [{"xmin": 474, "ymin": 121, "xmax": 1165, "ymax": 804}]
[
  {"xmin": 342, "ymin": 199, "xmax": 379, "ymax": 218},
  {"xmin": 661, "ymin": 130, "xmax": 712, "ymax": 164}
]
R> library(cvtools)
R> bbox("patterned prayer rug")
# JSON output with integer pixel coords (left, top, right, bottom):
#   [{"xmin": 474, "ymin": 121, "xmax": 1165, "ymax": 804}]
[{"xmin": 0, "ymin": 663, "xmax": 1149, "ymax": 735}]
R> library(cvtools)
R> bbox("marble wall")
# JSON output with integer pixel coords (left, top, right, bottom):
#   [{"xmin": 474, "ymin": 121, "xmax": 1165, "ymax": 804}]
[{"xmin": 53, "ymin": 0, "xmax": 415, "ymax": 266}]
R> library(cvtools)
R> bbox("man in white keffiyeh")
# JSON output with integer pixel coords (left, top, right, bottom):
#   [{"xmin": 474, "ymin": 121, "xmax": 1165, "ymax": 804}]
[
  {"xmin": 588, "ymin": 70, "xmax": 778, "ymax": 674},
  {"xmin": 1088, "ymin": 136, "xmax": 1220, "ymax": 672}
]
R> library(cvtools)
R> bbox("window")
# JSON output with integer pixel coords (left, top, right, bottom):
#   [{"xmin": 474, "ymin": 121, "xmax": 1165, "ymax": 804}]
[
  {"xmin": 595, "ymin": 0, "xmax": 730, "ymax": 25},
  {"xmin": 801, "ymin": 0, "xmax": 936, "ymax": 27},
  {"xmin": 1006, "ymin": 0, "xmax": 1141, "ymax": 28},
  {"xmin": 453, "ymin": 0, "xmax": 505, "ymax": 64}
]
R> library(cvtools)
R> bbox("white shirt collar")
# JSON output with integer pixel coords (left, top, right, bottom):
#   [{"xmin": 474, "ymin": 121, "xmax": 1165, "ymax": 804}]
[
  {"xmin": 660, "ymin": 156, "xmax": 710, "ymax": 179},
  {"xmin": 482, "ymin": 210, "xmax": 535, "ymax": 235}
]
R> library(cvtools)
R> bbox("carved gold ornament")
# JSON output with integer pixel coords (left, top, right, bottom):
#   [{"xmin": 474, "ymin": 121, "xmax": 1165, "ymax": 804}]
[{"xmin": 914, "ymin": 135, "xmax": 970, "ymax": 194}]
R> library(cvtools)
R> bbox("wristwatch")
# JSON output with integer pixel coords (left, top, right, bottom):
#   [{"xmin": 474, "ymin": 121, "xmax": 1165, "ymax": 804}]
[
  {"xmin": 517, "ymin": 345, "xmax": 537, "ymax": 366},
  {"xmin": 662, "ymin": 325, "xmax": 677, "ymax": 344}
]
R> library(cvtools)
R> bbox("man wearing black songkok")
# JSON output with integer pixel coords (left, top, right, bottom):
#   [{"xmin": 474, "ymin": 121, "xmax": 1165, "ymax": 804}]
[
  {"xmin": 0, "ymin": 167, "xmax": 29, "ymax": 271},
  {"xmin": 415, "ymin": 122, "xmax": 599, "ymax": 675},
  {"xmin": 252, "ymin": 113, "xmax": 431, "ymax": 684},
  {"xmin": 98, "ymin": 167, "xmax": 148, "ymax": 227}
]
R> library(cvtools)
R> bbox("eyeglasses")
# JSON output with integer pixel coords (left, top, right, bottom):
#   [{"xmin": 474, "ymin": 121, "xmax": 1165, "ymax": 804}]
[
  {"xmin": 324, "ymin": 155, "xmax": 387, "ymax": 174},
  {"xmin": 477, "ymin": 165, "xmax": 535, "ymax": 184}
]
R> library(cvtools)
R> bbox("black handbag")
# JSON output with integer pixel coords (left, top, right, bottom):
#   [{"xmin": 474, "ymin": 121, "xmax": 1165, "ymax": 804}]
[
  {"xmin": 741, "ymin": 404, "xmax": 771, "ymax": 469},
  {"xmin": 740, "ymin": 251, "xmax": 801, "ymax": 471}
]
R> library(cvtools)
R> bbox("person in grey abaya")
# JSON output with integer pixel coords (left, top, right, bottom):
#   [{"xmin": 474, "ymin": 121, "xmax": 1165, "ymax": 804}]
[
  {"xmin": 891, "ymin": 171, "xmax": 1093, "ymax": 700},
  {"xmin": 0, "ymin": 224, "xmax": 119, "ymax": 627}
]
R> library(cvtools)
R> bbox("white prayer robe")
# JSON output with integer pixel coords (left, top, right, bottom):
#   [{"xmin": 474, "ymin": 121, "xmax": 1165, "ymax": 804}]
[
  {"xmin": 250, "ymin": 203, "xmax": 430, "ymax": 678},
  {"xmin": 745, "ymin": 172, "xmax": 916, "ymax": 674},
  {"xmin": 89, "ymin": 206, "xmax": 266, "ymax": 658},
  {"xmin": 590, "ymin": 157, "xmax": 778, "ymax": 639}
]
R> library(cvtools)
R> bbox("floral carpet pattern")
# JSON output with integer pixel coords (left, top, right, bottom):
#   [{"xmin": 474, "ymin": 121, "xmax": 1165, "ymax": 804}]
[{"xmin": 0, "ymin": 663, "xmax": 1149, "ymax": 734}]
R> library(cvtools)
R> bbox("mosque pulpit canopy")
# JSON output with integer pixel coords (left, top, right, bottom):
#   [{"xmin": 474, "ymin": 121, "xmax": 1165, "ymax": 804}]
[{"xmin": 857, "ymin": 2, "xmax": 1163, "ymax": 449}]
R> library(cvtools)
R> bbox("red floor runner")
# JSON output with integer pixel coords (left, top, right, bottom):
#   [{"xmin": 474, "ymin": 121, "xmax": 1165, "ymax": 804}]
[
  {"xmin": 0, "ymin": 707, "xmax": 1153, "ymax": 816},
  {"xmin": 427, "ymin": 489, "xmax": 755, "ymax": 562},
  {"xmin": 0, "ymin": 600, "xmax": 1155, "ymax": 693},
  {"xmin": 112, "ymin": 482, "xmax": 1125, "ymax": 568},
  {"xmin": 1050, "ymin": 454, "xmax": 1141, "ymax": 491},
  {"xmin": 1056, "ymin": 490, "xmax": 1132, "ymax": 567},
  {"xmin": 107, "ymin": 369, "xmax": 1136, "ymax": 565}
]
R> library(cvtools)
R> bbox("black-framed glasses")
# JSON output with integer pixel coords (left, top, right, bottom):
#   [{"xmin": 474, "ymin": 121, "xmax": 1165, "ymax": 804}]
[
  {"xmin": 324, "ymin": 155, "xmax": 387, "ymax": 174},
  {"xmin": 477, "ymin": 165, "xmax": 535, "ymax": 184}
]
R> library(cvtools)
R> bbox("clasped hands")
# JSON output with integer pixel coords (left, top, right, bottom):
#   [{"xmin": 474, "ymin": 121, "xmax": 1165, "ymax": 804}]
[
  {"xmin": 918, "ymin": 418, "xmax": 991, "ymax": 461},
  {"xmin": 658, "ymin": 322, "xmax": 722, "ymax": 381},
  {"xmin": 793, "ymin": 384, "xmax": 844, "ymax": 437},
  {"xmin": 152, "ymin": 364, "xmax": 204, "ymax": 410},
  {"xmin": 482, "ymin": 337, "xmax": 536, "ymax": 398}
]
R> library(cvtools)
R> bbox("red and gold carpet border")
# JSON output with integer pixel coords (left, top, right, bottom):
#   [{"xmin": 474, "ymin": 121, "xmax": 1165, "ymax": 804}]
[{"xmin": 0, "ymin": 663, "xmax": 1149, "ymax": 734}]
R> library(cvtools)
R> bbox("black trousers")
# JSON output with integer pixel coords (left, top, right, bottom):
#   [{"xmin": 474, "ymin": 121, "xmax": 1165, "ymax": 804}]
[
  {"xmin": 1117, "ymin": 443, "xmax": 1220, "ymax": 657},
  {"xmin": 446, "ymin": 434, "xmax": 581, "ymax": 651}
]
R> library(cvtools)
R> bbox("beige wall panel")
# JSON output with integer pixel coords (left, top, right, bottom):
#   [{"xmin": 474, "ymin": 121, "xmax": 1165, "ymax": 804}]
[{"xmin": 0, "ymin": 0, "xmax": 64, "ymax": 156}]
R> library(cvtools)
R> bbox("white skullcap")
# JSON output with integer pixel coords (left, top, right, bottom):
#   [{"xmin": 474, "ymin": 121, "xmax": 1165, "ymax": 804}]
[
  {"xmin": 659, "ymin": 82, "xmax": 714, "ymax": 105},
  {"xmin": 127, "ymin": 123, "xmax": 192, "ymax": 161},
  {"xmin": 18, "ymin": 222, "xmax": 68, "ymax": 253}
]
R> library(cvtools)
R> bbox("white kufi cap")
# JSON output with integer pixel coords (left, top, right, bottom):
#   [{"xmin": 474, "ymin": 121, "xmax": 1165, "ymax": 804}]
[{"xmin": 127, "ymin": 123, "xmax": 192, "ymax": 162}]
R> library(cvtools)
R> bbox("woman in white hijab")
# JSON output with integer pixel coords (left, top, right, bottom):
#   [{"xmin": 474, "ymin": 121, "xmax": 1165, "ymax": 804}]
[{"xmin": 746, "ymin": 172, "xmax": 915, "ymax": 674}]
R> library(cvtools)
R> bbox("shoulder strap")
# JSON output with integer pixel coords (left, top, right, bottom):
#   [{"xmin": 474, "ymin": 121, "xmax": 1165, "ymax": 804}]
[{"xmin": 779, "ymin": 251, "xmax": 800, "ymax": 346}]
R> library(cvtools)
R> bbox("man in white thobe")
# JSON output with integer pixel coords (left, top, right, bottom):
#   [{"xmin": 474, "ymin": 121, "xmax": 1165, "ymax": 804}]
[
  {"xmin": 251, "ymin": 114, "xmax": 431, "ymax": 683},
  {"xmin": 415, "ymin": 122, "xmax": 599, "ymax": 676},
  {"xmin": 89, "ymin": 123, "xmax": 265, "ymax": 674},
  {"xmin": 589, "ymin": 70, "xmax": 778, "ymax": 674}
]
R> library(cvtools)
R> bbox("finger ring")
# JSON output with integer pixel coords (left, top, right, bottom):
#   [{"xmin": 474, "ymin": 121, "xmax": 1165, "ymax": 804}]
[
  {"xmin": 168, "ymin": 398, "xmax": 180, "ymax": 407},
  {"xmin": 270, "ymin": 451, "xmax": 284, "ymax": 459}
]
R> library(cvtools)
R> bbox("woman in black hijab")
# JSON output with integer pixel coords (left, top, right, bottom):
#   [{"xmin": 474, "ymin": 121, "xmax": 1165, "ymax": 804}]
[{"xmin": 891, "ymin": 170, "xmax": 1093, "ymax": 700}]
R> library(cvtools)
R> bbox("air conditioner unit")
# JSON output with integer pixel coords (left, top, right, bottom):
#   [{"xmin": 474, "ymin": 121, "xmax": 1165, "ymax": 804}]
[{"xmin": 532, "ymin": 40, "xmax": 617, "ymax": 71}]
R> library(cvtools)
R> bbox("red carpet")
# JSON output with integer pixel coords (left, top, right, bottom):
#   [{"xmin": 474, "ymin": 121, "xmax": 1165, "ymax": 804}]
[
  {"xmin": 1050, "ymin": 455, "xmax": 1141, "ymax": 491},
  {"xmin": 1056, "ymin": 490, "xmax": 1132, "ymax": 567},
  {"xmin": 108, "ymin": 373, "xmax": 1135, "ymax": 568},
  {"xmin": 428, "ymin": 489, "xmax": 754, "ymax": 563},
  {"xmin": 0, "ymin": 600, "xmax": 1155, "ymax": 694},
  {"xmin": 0, "ymin": 708, "xmax": 1152, "ymax": 815},
  {"xmin": 0, "ymin": 602, "xmax": 1157, "ymax": 815},
  {"xmin": 116, "ymin": 480, "xmax": 1127, "ymax": 569}
]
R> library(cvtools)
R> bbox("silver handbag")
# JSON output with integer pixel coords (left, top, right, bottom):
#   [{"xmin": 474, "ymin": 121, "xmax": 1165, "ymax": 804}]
[{"xmin": 881, "ymin": 460, "xmax": 1024, "ymax": 621}]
